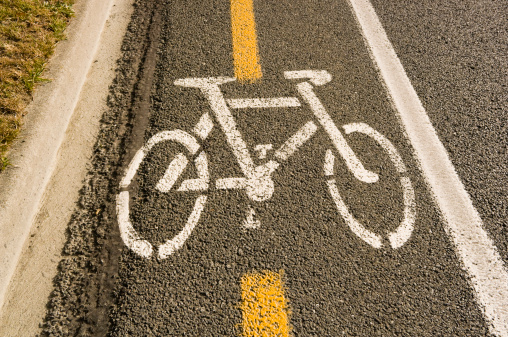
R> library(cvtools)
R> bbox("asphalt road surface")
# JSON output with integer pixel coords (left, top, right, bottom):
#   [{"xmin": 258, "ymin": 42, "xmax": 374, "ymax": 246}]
[{"xmin": 42, "ymin": 0, "xmax": 507, "ymax": 335}]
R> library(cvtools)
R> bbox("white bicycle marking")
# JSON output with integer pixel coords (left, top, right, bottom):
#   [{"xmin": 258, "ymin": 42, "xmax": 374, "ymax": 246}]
[
  {"xmin": 193, "ymin": 113, "xmax": 214, "ymax": 140},
  {"xmin": 117, "ymin": 191, "xmax": 154, "ymax": 258},
  {"xmin": 117, "ymin": 70, "xmax": 416, "ymax": 260},
  {"xmin": 274, "ymin": 121, "xmax": 318, "ymax": 161},
  {"xmin": 244, "ymin": 205, "xmax": 261, "ymax": 229},
  {"xmin": 177, "ymin": 77, "xmax": 256, "ymax": 179},
  {"xmin": 158, "ymin": 195, "xmax": 207, "ymax": 260},
  {"xmin": 118, "ymin": 130, "xmax": 207, "ymax": 258},
  {"xmin": 121, "ymin": 130, "xmax": 200, "ymax": 189},
  {"xmin": 284, "ymin": 70, "xmax": 332, "ymax": 86},
  {"xmin": 330, "ymin": 122, "xmax": 416, "ymax": 249},
  {"xmin": 327, "ymin": 181, "xmax": 383, "ymax": 248},
  {"xmin": 296, "ymin": 82, "xmax": 379, "ymax": 184},
  {"xmin": 227, "ymin": 97, "xmax": 301, "ymax": 109},
  {"xmin": 156, "ymin": 153, "xmax": 188, "ymax": 193},
  {"xmin": 177, "ymin": 152, "xmax": 209, "ymax": 192},
  {"xmin": 324, "ymin": 149, "xmax": 335, "ymax": 177},
  {"xmin": 255, "ymin": 144, "xmax": 273, "ymax": 159},
  {"xmin": 216, "ymin": 177, "xmax": 246, "ymax": 189}
]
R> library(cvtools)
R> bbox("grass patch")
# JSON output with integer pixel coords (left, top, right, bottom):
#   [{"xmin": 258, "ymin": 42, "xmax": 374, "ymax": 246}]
[{"xmin": 0, "ymin": 0, "xmax": 74, "ymax": 171}]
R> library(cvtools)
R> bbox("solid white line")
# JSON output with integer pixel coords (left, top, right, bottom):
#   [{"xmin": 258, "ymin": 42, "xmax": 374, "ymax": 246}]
[
  {"xmin": 227, "ymin": 97, "xmax": 301, "ymax": 109},
  {"xmin": 347, "ymin": 0, "xmax": 508, "ymax": 334}
]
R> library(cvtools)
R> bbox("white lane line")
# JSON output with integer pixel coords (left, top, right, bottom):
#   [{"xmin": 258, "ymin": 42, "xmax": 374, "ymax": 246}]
[
  {"xmin": 347, "ymin": 0, "xmax": 508, "ymax": 334},
  {"xmin": 227, "ymin": 97, "xmax": 301, "ymax": 109}
]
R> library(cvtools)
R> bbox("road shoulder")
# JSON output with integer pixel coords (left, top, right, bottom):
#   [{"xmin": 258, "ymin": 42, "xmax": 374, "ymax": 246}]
[{"xmin": 0, "ymin": 0, "xmax": 134, "ymax": 335}]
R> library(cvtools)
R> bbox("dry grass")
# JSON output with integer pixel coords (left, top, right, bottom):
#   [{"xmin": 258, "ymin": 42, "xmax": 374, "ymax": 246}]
[{"xmin": 0, "ymin": 0, "xmax": 74, "ymax": 170}]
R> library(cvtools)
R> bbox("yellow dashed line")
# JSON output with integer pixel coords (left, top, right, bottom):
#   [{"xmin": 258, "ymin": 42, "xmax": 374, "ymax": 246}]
[
  {"xmin": 230, "ymin": 0, "xmax": 263, "ymax": 82},
  {"xmin": 240, "ymin": 270, "xmax": 291, "ymax": 337}
]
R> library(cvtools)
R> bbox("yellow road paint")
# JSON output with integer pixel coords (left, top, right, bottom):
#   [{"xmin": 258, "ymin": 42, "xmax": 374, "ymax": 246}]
[
  {"xmin": 230, "ymin": 0, "xmax": 263, "ymax": 82},
  {"xmin": 240, "ymin": 270, "xmax": 291, "ymax": 337}
]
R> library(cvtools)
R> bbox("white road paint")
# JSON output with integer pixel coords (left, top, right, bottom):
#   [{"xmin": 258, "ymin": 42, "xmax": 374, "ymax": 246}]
[
  {"xmin": 327, "ymin": 180, "xmax": 383, "ymax": 248},
  {"xmin": 117, "ymin": 191, "xmax": 154, "ymax": 258},
  {"xmin": 227, "ymin": 97, "xmax": 301, "ymax": 109},
  {"xmin": 193, "ymin": 113, "xmax": 214, "ymax": 140},
  {"xmin": 343, "ymin": 123, "xmax": 406, "ymax": 174},
  {"xmin": 297, "ymin": 81, "xmax": 379, "ymax": 184},
  {"xmin": 119, "ymin": 71, "xmax": 418, "ymax": 258},
  {"xmin": 156, "ymin": 153, "xmax": 188, "ymax": 193},
  {"xmin": 326, "ymin": 123, "xmax": 415, "ymax": 249},
  {"xmin": 178, "ymin": 151, "xmax": 209, "ymax": 192},
  {"xmin": 254, "ymin": 144, "xmax": 273, "ymax": 159},
  {"xmin": 158, "ymin": 195, "xmax": 207, "ymax": 260},
  {"xmin": 120, "ymin": 130, "xmax": 200, "ymax": 189},
  {"xmin": 284, "ymin": 70, "xmax": 332, "ymax": 86},
  {"xmin": 324, "ymin": 149, "xmax": 335, "ymax": 177},
  {"xmin": 274, "ymin": 121, "xmax": 318, "ymax": 161},
  {"xmin": 216, "ymin": 177, "xmax": 247, "ymax": 189},
  {"xmin": 342, "ymin": 122, "xmax": 415, "ymax": 248},
  {"xmin": 176, "ymin": 77, "xmax": 256, "ymax": 179},
  {"xmin": 347, "ymin": 0, "xmax": 508, "ymax": 334},
  {"xmin": 117, "ymin": 130, "xmax": 209, "ymax": 259},
  {"xmin": 243, "ymin": 205, "xmax": 261, "ymax": 229}
]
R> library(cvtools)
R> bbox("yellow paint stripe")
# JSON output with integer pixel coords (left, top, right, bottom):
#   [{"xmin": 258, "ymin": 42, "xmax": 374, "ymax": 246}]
[
  {"xmin": 230, "ymin": 0, "xmax": 263, "ymax": 82},
  {"xmin": 240, "ymin": 270, "xmax": 291, "ymax": 337}
]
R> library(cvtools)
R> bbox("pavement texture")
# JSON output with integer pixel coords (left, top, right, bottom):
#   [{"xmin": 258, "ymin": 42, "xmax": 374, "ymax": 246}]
[
  {"xmin": 370, "ymin": 0, "xmax": 507, "ymax": 265},
  {"xmin": 35, "ymin": 0, "xmax": 504, "ymax": 335}
]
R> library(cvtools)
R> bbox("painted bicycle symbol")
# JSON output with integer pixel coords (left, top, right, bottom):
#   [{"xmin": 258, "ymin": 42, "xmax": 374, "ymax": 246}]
[{"xmin": 117, "ymin": 70, "xmax": 416, "ymax": 259}]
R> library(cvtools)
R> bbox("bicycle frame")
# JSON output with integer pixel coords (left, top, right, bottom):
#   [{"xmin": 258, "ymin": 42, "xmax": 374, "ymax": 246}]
[
  {"xmin": 117, "ymin": 70, "xmax": 416, "ymax": 259},
  {"xmin": 173, "ymin": 70, "xmax": 378, "ymax": 202}
]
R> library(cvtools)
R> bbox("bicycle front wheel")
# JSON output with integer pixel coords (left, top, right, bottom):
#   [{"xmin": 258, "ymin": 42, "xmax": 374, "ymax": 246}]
[{"xmin": 325, "ymin": 123, "xmax": 416, "ymax": 249}]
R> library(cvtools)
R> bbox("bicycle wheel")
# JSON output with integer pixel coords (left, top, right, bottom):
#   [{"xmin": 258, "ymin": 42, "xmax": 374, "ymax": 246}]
[
  {"xmin": 116, "ymin": 130, "xmax": 209, "ymax": 259},
  {"xmin": 325, "ymin": 122, "xmax": 416, "ymax": 249}
]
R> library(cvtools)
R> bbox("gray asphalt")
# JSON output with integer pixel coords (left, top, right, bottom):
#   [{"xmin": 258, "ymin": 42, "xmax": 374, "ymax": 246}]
[
  {"xmin": 370, "ymin": 0, "xmax": 508, "ymax": 265},
  {"xmin": 42, "ymin": 0, "xmax": 504, "ymax": 335}
]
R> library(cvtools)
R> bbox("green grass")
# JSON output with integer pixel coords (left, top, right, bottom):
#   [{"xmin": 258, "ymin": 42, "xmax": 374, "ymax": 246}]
[{"xmin": 0, "ymin": 0, "xmax": 74, "ymax": 171}]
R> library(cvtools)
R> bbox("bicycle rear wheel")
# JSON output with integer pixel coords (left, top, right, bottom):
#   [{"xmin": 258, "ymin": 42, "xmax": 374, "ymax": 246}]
[{"xmin": 116, "ymin": 130, "xmax": 209, "ymax": 259}]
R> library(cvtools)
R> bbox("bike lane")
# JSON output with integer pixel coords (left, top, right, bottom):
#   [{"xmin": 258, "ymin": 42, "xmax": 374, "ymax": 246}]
[{"xmin": 43, "ymin": 0, "xmax": 499, "ymax": 335}]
